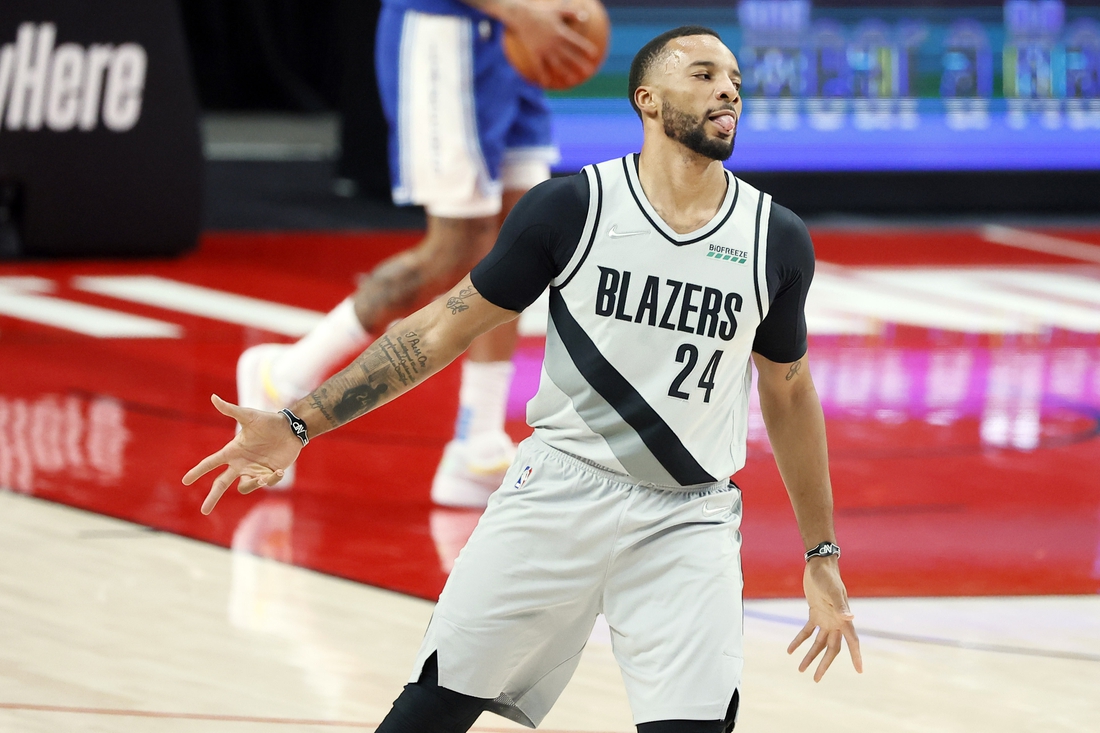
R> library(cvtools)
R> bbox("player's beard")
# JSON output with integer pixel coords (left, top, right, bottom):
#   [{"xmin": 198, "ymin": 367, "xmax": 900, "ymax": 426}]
[{"xmin": 661, "ymin": 100, "xmax": 735, "ymax": 161}]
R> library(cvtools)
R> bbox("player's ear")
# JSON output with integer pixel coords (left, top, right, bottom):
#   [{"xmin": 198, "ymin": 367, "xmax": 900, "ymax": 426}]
[{"xmin": 635, "ymin": 85, "xmax": 659, "ymax": 118}]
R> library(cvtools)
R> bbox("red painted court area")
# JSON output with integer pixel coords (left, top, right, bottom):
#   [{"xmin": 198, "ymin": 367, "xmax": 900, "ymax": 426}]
[{"xmin": 2, "ymin": 227, "xmax": 1099, "ymax": 601}]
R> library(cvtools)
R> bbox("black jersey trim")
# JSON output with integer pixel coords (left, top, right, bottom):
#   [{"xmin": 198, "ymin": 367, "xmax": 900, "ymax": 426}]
[
  {"xmin": 751, "ymin": 192, "xmax": 765, "ymax": 321},
  {"xmin": 548, "ymin": 287, "xmax": 719, "ymax": 486},
  {"xmin": 622, "ymin": 155, "xmax": 738, "ymax": 247},
  {"xmin": 558, "ymin": 165, "xmax": 603, "ymax": 290}
]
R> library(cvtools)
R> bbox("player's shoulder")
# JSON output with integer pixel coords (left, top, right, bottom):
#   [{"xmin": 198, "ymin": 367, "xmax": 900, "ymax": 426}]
[
  {"xmin": 768, "ymin": 201, "xmax": 811, "ymax": 247},
  {"xmin": 760, "ymin": 196, "xmax": 814, "ymax": 275},
  {"xmin": 519, "ymin": 173, "xmax": 591, "ymax": 215}
]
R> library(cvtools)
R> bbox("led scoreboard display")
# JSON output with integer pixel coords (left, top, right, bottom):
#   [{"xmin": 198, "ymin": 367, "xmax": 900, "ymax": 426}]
[{"xmin": 548, "ymin": 0, "xmax": 1100, "ymax": 172}]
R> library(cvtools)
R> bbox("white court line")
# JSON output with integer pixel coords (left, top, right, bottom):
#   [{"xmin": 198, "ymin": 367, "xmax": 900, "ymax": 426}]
[
  {"xmin": 73, "ymin": 276, "xmax": 325, "ymax": 337},
  {"xmin": 981, "ymin": 225, "xmax": 1100, "ymax": 264},
  {"xmin": 0, "ymin": 276, "xmax": 53, "ymax": 292},
  {"xmin": 858, "ymin": 270, "xmax": 1100, "ymax": 333},
  {"xmin": 0, "ymin": 283, "xmax": 182, "ymax": 339},
  {"xmin": 810, "ymin": 269, "xmax": 1036, "ymax": 334},
  {"xmin": 978, "ymin": 270, "xmax": 1100, "ymax": 308}
]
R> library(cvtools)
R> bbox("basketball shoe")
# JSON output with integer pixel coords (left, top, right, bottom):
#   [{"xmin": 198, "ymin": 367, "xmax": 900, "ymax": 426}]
[
  {"xmin": 430, "ymin": 430, "xmax": 515, "ymax": 508},
  {"xmin": 236, "ymin": 343, "xmax": 296, "ymax": 488}
]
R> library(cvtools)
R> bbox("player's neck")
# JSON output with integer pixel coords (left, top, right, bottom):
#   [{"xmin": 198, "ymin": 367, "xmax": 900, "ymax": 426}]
[{"xmin": 636, "ymin": 140, "xmax": 728, "ymax": 235}]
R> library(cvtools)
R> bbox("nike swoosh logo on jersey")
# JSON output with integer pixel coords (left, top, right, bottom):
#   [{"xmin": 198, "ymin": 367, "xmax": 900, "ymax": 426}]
[
  {"xmin": 607, "ymin": 225, "xmax": 649, "ymax": 238},
  {"xmin": 702, "ymin": 500, "xmax": 732, "ymax": 517}
]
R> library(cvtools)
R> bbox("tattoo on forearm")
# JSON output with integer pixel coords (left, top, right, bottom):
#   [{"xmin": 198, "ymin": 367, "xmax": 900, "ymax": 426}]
[
  {"xmin": 308, "ymin": 387, "xmax": 336, "ymax": 426},
  {"xmin": 785, "ymin": 361, "xmax": 802, "ymax": 381},
  {"xmin": 446, "ymin": 285, "xmax": 477, "ymax": 315},
  {"xmin": 309, "ymin": 330, "xmax": 432, "ymax": 428},
  {"xmin": 333, "ymin": 382, "xmax": 389, "ymax": 422}
]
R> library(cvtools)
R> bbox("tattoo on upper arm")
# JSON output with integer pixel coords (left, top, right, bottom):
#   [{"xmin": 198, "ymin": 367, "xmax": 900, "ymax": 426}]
[
  {"xmin": 446, "ymin": 285, "xmax": 478, "ymax": 315},
  {"xmin": 785, "ymin": 360, "xmax": 802, "ymax": 381},
  {"xmin": 310, "ymin": 330, "xmax": 431, "ymax": 428}
]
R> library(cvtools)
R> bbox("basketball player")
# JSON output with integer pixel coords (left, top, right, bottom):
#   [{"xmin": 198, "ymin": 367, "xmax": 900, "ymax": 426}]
[
  {"xmin": 187, "ymin": 26, "xmax": 862, "ymax": 732},
  {"xmin": 235, "ymin": 0, "xmax": 600, "ymax": 505}
]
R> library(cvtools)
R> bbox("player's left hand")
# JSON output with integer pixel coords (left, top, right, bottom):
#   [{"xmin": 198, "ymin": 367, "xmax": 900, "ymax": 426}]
[
  {"xmin": 787, "ymin": 558, "xmax": 863, "ymax": 681},
  {"xmin": 182, "ymin": 394, "xmax": 303, "ymax": 515}
]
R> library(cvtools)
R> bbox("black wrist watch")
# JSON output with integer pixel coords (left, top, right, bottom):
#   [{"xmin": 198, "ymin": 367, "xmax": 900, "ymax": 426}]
[
  {"xmin": 805, "ymin": 541, "xmax": 841, "ymax": 561},
  {"xmin": 279, "ymin": 408, "xmax": 310, "ymax": 446}
]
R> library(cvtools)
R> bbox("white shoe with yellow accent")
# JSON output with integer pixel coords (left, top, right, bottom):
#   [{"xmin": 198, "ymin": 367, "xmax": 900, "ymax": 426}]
[
  {"xmin": 429, "ymin": 431, "xmax": 516, "ymax": 509},
  {"xmin": 236, "ymin": 343, "xmax": 296, "ymax": 489}
]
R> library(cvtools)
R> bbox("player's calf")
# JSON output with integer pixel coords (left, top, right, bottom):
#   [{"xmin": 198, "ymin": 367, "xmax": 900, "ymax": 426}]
[{"xmin": 374, "ymin": 653, "xmax": 489, "ymax": 733}]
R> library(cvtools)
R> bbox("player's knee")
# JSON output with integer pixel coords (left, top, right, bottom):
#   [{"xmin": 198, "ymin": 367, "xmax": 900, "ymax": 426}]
[
  {"xmin": 374, "ymin": 653, "xmax": 488, "ymax": 733},
  {"xmin": 636, "ymin": 689, "xmax": 739, "ymax": 733},
  {"xmin": 427, "ymin": 215, "xmax": 498, "ymax": 268}
]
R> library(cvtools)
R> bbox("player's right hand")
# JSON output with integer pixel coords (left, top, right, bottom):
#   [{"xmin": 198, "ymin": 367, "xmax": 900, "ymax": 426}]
[
  {"xmin": 503, "ymin": 0, "xmax": 600, "ymax": 88},
  {"xmin": 182, "ymin": 394, "xmax": 302, "ymax": 515}
]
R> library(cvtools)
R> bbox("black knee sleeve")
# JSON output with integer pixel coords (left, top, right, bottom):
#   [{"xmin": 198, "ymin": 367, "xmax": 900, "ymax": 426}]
[
  {"xmin": 636, "ymin": 689, "xmax": 740, "ymax": 733},
  {"xmin": 374, "ymin": 653, "xmax": 489, "ymax": 733}
]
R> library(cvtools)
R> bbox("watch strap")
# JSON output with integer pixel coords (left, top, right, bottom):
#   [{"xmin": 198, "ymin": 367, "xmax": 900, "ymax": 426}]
[{"xmin": 805, "ymin": 541, "xmax": 841, "ymax": 561}]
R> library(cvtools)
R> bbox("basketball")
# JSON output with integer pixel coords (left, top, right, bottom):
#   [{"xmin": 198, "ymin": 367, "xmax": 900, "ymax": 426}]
[{"xmin": 502, "ymin": 0, "xmax": 610, "ymax": 90}]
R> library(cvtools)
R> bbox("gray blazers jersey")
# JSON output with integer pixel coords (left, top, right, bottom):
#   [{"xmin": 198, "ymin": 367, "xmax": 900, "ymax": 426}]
[{"xmin": 471, "ymin": 155, "xmax": 815, "ymax": 488}]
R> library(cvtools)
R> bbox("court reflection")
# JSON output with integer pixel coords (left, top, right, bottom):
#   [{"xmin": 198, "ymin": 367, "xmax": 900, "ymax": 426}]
[
  {"xmin": 0, "ymin": 393, "xmax": 130, "ymax": 494},
  {"xmin": 229, "ymin": 496, "xmax": 366, "ymax": 713},
  {"xmin": 745, "ymin": 334, "xmax": 1100, "ymax": 455}
]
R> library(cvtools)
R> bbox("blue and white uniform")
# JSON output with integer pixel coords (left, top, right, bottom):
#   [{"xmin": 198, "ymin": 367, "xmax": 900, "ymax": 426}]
[
  {"xmin": 408, "ymin": 156, "xmax": 816, "ymax": 728},
  {"xmin": 376, "ymin": 0, "xmax": 558, "ymax": 218}
]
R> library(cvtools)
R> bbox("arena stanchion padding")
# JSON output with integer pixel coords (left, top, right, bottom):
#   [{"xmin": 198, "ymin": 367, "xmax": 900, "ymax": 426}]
[{"xmin": 0, "ymin": 0, "xmax": 202, "ymax": 259}]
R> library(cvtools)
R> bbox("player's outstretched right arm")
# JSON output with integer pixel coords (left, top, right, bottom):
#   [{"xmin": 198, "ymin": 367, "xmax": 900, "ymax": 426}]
[{"xmin": 182, "ymin": 275, "xmax": 519, "ymax": 515}]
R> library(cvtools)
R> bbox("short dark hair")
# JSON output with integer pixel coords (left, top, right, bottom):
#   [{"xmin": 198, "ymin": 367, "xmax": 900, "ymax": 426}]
[{"xmin": 628, "ymin": 26, "xmax": 723, "ymax": 118}]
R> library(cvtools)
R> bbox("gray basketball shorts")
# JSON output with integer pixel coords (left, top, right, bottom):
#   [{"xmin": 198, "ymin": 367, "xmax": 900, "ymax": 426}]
[{"xmin": 409, "ymin": 435, "xmax": 745, "ymax": 728}]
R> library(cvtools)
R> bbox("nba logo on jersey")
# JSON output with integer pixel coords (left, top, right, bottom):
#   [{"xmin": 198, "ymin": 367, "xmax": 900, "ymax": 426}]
[{"xmin": 514, "ymin": 466, "xmax": 534, "ymax": 489}]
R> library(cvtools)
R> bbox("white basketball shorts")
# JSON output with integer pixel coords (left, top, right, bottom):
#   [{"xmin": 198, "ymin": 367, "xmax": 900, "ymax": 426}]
[
  {"xmin": 409, "ymin": 435, "xmax": 745, "ymax": 727},
  {"xmin": 375, "ymin": 8, "xmax": 559, "ymax": 218}
]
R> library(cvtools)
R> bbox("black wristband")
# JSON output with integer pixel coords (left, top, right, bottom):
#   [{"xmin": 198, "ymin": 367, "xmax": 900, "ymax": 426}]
[
  {"xmin": 279, "ymin": 408, "xmax": 309, "ymax": 446},
  {"xmin": 805, "ymin": 541, "xmax": 840, "ymax": 561}
]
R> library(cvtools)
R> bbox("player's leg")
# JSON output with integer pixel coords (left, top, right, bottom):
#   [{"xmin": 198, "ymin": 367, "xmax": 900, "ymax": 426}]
[
  {"xmin": 235, "ymin": 8, "xmax": 522, "ymax": 496},
  {"xmin": 426, "ymin": 184, "xmax": 538, "ymax": 508},
  {"xmin": 374, "ymin": 653, "xmax": 489, "ymax": 733},
  {"xmin": 634, "ymin": 691, "xmax": 739, "ymax": 732},
  {"xmin": 411, "ymin": 440, "xmax": 627, "ymax": 728},
  {"xmin": 242, "ymin": 211, "xmax": 497, "ymax": 404},
  {"xmin": 427, "ymin": 60, "xmax": 559, "ymax": 507},
  {"xmin": 603, "ymin": 483, "xmax": 745, "ymax": 731}
]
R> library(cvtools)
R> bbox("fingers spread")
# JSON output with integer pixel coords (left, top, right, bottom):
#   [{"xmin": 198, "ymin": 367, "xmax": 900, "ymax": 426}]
[
  {"xmin": 237, "ymin": 475, "xmax": 264, "ymax": 495},
  {"xmin": 844, "ymin": 625, "xmax": 864, "ymax": 673},
  {"xmin": 799, "ymin": 633, "xmax": 828, "ymax": 673},
  {"xmin": 559, "ymin": 26, "xmax": 599, "ymax": 59},
  {"xmin": 211, "ymin": 393, "xmax": 246, "ymax": 422},
  {"xmin": 787, "ymin": 621, "xmax": 814, "ymax": 655},
  {"xmin": 813, "ymin": 630, "xmax": 843, "ymax": 682},
  {"xmin": 201, "ymin": 466, "xmax": 239, "ymax": 515},
  {"xmin": 183, "ymin": 450, "xmax": 227, "ymax": 486}
]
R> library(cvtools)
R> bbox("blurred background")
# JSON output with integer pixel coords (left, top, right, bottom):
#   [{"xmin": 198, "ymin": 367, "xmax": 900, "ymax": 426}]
[{"xmin": 187, "ymin": 0, "xmax": 1100, "ymax": 228}]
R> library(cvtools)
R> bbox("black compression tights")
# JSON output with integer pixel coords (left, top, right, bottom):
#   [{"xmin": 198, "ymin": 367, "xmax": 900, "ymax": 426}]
[
  {"xmin": 373, "ymin": 654, "xmax": 488, "ymax": 733},
  {"xmin": 374, "ymin": 654, "xmax": 739, "ymax": 733}
]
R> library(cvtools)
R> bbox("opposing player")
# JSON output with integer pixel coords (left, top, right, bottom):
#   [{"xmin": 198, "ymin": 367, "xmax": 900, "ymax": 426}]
[
  {"xmin": 188, "ymin": 26, "xmax": 861, "ymax": 732},
  {"xmin": 236, "ymin": 0, "xmax": 600, "ymax": 505}
]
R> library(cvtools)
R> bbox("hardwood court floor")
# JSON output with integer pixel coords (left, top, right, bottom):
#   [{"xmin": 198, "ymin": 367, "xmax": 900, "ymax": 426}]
[
  {"xmin": 2, "ymin": 493, "xmax": 1098, "ymax": 733},
  {"xmin": 1, "ymin": 224, "xmax": 1099, "ymax": 731}
]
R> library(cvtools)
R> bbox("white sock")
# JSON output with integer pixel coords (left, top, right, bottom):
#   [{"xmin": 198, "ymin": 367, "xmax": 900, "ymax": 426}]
[
  {"xmin": 270, "ymin": 297, "xmax": 371, "ymax": 400},
  {"xmin": 454, "ymin": 360, "xmax": 515, "ymax": 441}
]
